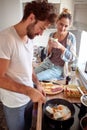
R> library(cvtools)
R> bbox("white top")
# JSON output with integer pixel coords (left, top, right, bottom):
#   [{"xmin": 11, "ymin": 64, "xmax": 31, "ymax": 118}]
[{"xmin": 0, "ymin": 27, "xmax": 34, "ymax": 108}]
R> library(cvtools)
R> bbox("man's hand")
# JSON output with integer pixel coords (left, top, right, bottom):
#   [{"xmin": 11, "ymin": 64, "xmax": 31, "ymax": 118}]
[
  {"xmin": 32, "ymin": 68, "xmax": 46, "ymax": 102},
  {"xmin": 37, "ymin": 82, "xmax": 46, "ymax": 97},
  {"xmin": 29, "ymin": 87, "xmax": 46, "ymax": 103}
]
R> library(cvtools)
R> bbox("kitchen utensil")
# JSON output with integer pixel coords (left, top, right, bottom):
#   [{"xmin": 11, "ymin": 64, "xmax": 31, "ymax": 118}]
[
  {"xmin": 77, "ymin": 79, "xmax": 87, "ymax": 107},
  {"xmin": 36, "ymin": 102, "xmax": 42, "ymax": 130},
  {"xmin": 43, "ymin": 98, "xmax": 75, "ymax": 123},
  {"xmin": 41, "ymin": 80, "xmax": 60, "ymax": 85}
]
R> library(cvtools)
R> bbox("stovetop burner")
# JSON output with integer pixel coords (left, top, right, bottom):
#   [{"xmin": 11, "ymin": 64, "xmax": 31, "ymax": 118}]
[{"xmin": 42, "ymin": 115, "xmax": 74, "ymax": 130}]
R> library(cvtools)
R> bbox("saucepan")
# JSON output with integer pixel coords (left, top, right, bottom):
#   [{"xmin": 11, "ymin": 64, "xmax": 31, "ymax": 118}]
[
  {"xmin": 80, "ymin": 114, "xmax": 87, "ymax": 130},
  {"xmin": 77, "ymin": 85, "xmax": 87, "ymax": 119},
  {"xmin": 43, "ymin": 98, "xmax": 75, "ymax": 128}
]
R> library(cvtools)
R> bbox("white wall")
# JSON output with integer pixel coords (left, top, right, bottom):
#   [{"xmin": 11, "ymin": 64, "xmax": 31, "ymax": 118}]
[
  {"xmin": 0, "ymin": 0, "xmax": 74, "ymax": 31},
  {"xmin": 60, "ymin": 0, "xmax": 74, "ymax": 27},
  {"xmin": 0, "ymin": 0, "xmax": 22, "ymax": 31},
  {"xmin": 33, "ymin": 28, "xmax": 57, "ymax": 47}
]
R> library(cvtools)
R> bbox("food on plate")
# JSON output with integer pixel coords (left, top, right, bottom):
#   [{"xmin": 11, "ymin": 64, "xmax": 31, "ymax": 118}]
[
  {"xmin": 46, "ymin": 104, "xmax": 71, "ymax": 120},
  {"xmin": 64, "ymin": 85, "xmax": 82, "ymax": 97},
  {"xmin": 41, "ymin": 82, "xmax": 53, "ymax": 87},
  {"xmin": 41, "ymin": 82, "xmax": 63, "ymax": 95}
]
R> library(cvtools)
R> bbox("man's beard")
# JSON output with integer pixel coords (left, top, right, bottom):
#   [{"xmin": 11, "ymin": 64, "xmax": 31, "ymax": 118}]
[{"xmin": 27, "ymin": 21, "xmax": 37, "ymax": 39}]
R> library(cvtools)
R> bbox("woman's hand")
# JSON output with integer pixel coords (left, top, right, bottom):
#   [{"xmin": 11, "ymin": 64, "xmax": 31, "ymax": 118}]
[
  {"xmin": 48, "ymin": 39, "xmax": 58, "ymax": 48},
  {"xmin": 49, "ymin": 38, "xmax": 65, "ymax": 53}
]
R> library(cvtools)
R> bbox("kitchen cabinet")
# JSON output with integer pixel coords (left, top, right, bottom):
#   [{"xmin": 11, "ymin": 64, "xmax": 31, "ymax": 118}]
[
  {"xmin": 21, "ymin": 0, "xmax": 32, "ymax": 2},
  {"xmin": 74, "ymin": 0, "xmax": 87, "ymax": 4},
  {"xmin": 60, "ymin": 0, "xmax": 74, "ymax": 13},
  {"xmin": 48, "ymin": 0, "xmax": 60, "ymax": 3},
  {"xmin": 73, "ymin": 3, "xmax": 87, "ymax": 31},
  {"xmin": 60, "ymin": 0, "xmax": 74, "ymax": 26}
]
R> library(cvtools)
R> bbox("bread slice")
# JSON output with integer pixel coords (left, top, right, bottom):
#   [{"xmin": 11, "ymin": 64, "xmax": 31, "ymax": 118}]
[{"xmin": 64, "ymin": 85, "xmax": 81, "ymax": 97}]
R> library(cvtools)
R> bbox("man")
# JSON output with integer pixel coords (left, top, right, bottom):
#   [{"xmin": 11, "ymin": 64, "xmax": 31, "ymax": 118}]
[{"xmin": 0, "ymin": 1, "xmax": 57, "ymax": 130}]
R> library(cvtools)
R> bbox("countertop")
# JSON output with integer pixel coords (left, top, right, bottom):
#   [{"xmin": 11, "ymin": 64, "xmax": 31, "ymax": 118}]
[{"xmin": 31, "ymin": 72, "xmax": 87, "ymax": 130}]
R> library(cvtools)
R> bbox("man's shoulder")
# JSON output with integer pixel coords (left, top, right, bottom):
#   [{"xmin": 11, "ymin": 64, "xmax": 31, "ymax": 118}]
[
  {"xmin": 0, "ymin": 26, "xmax": 14, "ymax": 35},
  {"xmin": 0, "ymin": 26, "xmax": 15, "ymax": 41}
]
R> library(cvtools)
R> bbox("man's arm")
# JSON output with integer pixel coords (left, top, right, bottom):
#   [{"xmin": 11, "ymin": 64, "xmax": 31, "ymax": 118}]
[
  {"xmin": 0, "ymin": 59, "xmax": 45, "ymax": 103},
  {"xmin": 32, "ymin": 67, "xmax": 40, "ymax": 86},
  {"xmin": 32, "ymin": 68, "xmax": 46, "ymax": 96}
]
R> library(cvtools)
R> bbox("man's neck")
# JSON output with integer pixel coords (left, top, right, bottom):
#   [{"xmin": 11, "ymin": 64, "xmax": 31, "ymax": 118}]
[{"xmin": 14, "ymin": 22, "xmax": 28, "ymax": 43}]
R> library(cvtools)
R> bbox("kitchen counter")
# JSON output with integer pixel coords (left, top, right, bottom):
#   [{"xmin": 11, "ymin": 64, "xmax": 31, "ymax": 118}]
[{"xmin": 31, "ymin": 73, "xmax": 87, "ymax": 130}]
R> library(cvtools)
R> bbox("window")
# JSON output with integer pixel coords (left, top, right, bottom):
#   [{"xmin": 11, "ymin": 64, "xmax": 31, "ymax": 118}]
[
  {"xmin": 78, "ymin": 31, "xmax": 87, "ymax": 65},
  {"xmin": 78, "ymin": 31, "xmax": 87, "ymax": 88}
]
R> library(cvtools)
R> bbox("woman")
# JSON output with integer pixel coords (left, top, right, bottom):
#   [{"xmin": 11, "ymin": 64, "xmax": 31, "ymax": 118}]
[{"xmin": 35, "ymin": 8, "xmax": 76, "ymax": 81}]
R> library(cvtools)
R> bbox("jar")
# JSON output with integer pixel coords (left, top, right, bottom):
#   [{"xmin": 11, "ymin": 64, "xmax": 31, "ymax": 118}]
[{"xmin": 68, "ymin": 70, "xmax": 77, "ymax": 85}]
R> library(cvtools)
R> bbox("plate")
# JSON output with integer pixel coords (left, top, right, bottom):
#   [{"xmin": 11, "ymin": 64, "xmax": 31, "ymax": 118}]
[{"xmin": 41, "ymin": 82, "xmax": 63, "ymax": 95}]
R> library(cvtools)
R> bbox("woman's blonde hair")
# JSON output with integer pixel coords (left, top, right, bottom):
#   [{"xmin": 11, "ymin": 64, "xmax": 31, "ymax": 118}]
[{"xmin": 58, "ymin": 8, "xmax": 72, "ymax": 21}]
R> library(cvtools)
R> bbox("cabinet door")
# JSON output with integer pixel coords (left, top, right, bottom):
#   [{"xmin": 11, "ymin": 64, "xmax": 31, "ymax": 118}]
[
  {"xmin": 73, "ymin": 4, "xmax": 87, "ymax": 31},
  {"xmin": 48, "ymin": 0, "xmax": 60, "ymax": 3},
  {"xmin": 74, "ymin": 0, "xmax": 87, "ymax": 4}
]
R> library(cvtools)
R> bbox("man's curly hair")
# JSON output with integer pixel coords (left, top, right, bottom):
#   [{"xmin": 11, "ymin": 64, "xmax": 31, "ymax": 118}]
[{"xmin": 22, "ymin": 1, "xmax": 57, "ymax": 24}]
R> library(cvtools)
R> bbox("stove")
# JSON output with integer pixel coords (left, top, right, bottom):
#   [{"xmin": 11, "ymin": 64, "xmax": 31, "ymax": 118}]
[
  {"xmin": 42, "ymin": 104, "xmax": 82, "ymax": 130},
  {"xmin": 42, "ymin": 116, "xmax": 74, "ymax": 130}
]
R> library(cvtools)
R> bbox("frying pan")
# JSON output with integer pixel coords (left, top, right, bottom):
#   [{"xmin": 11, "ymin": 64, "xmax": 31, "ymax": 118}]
[{"xmin": 43, "ymin": 98, "xmax": 75, "ymax": 123}]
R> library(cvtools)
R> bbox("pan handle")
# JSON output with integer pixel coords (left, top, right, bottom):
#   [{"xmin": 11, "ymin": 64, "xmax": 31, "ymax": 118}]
[
  {"xmin": 73, "ymin": 103, "xmax": 81, "ymax": 109},
  {"xmin": 36, "ymin": 102, "xmax": 42, "ymax": 130},
  {"xmin": 76, "ymin": 79, "xmax": 85, "ymax": 95}
]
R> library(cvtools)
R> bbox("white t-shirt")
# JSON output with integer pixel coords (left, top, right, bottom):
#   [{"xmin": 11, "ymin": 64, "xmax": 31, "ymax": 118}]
[{"xmin": 0, "ymin": 26, "xmax": 34, "ymax": 108}]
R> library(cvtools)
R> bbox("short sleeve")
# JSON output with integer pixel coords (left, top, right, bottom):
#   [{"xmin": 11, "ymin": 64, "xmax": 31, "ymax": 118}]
[{"xmin": 0, "ymin": 34, "xmax": 14, "ymax": 60}]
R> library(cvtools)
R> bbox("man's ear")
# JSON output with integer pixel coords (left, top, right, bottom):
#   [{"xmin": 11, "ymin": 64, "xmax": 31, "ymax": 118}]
[{"xmin": 28, "ymin": 13, "xmax": 35, "ymax": 23}]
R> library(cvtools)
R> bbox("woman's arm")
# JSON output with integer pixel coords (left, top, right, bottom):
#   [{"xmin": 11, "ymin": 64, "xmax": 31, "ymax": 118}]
[{"xmin": 61, "ymin": 32, "xmax": 76, "ymax": 62}]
